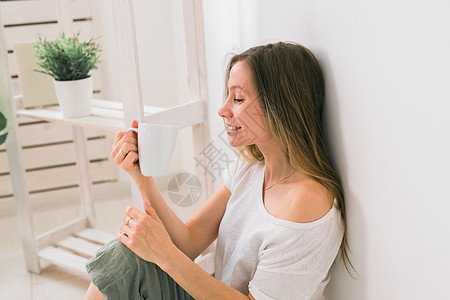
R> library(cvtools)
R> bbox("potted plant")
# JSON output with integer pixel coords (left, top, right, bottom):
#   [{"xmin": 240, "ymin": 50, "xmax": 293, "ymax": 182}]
[{"xmin": 34, "ymin": 32, "xmax": 101, "ymax": 118}]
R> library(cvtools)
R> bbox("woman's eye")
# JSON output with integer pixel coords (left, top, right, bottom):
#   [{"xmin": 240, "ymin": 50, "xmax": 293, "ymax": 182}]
[{"xmin": 233, "ymin": 98, "xmax": 244, "ymax": 103}]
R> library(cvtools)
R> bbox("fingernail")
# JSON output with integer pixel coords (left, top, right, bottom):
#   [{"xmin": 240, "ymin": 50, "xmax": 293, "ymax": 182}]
[{"xmin": 145, "ymin": 200, "xmax": 151, "ymax": 206}]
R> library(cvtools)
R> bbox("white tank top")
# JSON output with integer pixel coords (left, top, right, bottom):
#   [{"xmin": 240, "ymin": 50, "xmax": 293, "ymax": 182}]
[{"xmin": 215, "ymin": 158, "xmax": 344, "ymax": 299}]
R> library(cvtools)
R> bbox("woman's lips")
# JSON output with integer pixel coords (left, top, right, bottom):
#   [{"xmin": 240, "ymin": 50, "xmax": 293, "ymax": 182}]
[{"xmin": 225, "ymin": 124, "xmax": 241, "ymax": 134}]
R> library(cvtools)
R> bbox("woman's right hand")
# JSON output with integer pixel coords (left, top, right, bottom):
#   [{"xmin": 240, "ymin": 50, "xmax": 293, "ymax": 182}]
[{"xmin": 111, "ymin": 120, "xmax": 142, "ymax": 179}]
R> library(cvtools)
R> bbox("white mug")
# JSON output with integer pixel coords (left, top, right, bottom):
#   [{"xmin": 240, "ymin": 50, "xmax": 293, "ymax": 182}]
[{"xmin": 128, "ymin": 123, "xmax": 178, "ymax": 177}]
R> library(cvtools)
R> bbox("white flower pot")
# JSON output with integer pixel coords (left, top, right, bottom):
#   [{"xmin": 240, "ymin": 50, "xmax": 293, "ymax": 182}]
[{"xmin": 53, "ymin": 77, "xmax": 93, "ymax": 118}]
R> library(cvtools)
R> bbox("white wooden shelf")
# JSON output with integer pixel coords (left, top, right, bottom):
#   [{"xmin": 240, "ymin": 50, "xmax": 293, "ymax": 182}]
[
  {"xmin": 16, "ymin": 99, "xmax": 205, "ymax": 131},
  {"xmin": 39, "ymin": 228, "xmax": 115, "ymax": 277},
  {"xmin": 13, "ymin": 98, "xmax": 206, "ymax": 276},
  {"xmin": 4, "ymin": 0, "xmax": 215, "ymax": 277}
]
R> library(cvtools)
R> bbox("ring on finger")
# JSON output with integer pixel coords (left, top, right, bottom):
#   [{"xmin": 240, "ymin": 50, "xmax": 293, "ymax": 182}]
[
  {"xmin": 120, "ymin": 150, "xmax": 126, "ymax": 157},
  {"xmin": 125, "ymin": 216, "xmax": 133, "ymax": 226}
]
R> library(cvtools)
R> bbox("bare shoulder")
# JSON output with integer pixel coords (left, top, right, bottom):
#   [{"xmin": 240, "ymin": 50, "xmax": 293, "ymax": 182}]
[{"xmin": 282, "ymin": 178, "xmax": 333, "ymax": 223}]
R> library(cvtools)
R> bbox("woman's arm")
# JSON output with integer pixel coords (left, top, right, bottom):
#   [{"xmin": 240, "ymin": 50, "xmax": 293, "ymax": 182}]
[
  {"xmin": 119, "ymin": 202, "xmax": 253, "ymax": 300},
  {"xmin": 133, "ymin": 179, "xmax": 230, "ymax": 260},
  {"xmin": 112, "ymin": 121, "xmax": 231, "ymax": 259},
  {"xmin": 164, "ymin": 245, "xmax": 255, "ymax": 300}
]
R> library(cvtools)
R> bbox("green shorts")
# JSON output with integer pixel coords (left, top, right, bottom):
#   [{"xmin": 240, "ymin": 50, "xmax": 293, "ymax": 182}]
[{"xmin": 86, "ymin": 239, "xmax": 194, "ymax": 300}]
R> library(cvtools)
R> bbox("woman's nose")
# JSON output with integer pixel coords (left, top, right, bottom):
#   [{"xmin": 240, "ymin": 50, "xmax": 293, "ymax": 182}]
[{"xmin": 218, "ymin": 101, "xmax": 232, "ymax": 118}]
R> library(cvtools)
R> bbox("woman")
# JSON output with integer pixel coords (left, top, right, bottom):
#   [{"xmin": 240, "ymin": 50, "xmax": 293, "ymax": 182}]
[{"xmin": 85, "ymin": 42, "xmax": 352, "ymax": 299}]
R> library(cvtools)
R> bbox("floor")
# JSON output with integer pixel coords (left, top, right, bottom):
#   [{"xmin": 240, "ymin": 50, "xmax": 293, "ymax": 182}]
[{"xmin": 0, "ymin": 180, "xmax": 134, "ymax": 300}]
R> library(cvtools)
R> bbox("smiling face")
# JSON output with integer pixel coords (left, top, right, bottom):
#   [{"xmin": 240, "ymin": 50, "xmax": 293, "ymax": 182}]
[{"xmin": 218, "ymin": 61, "xmax": 271, "ymax": 148}]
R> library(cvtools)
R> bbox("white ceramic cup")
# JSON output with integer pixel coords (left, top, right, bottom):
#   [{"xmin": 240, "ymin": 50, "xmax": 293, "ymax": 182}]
[{"xmin": 128, "ymin": 123, "xmax": 178, "ymax": 177}]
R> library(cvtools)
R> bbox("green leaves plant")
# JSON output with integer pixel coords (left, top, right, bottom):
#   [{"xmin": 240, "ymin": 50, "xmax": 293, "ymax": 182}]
[
  {"xmin": 0, "ymin": 111, "xmax": 8, "ymax": 146},
  {"xmin": 34, "ymin": 32, "xmax": 101, "ymax": 81}
]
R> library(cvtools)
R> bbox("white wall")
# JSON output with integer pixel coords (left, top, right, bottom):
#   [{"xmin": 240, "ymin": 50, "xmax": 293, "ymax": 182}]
[
  {"xmin": 203, "ymin": 0, "xmax": 450, "ymax": 299},
  {"xmin": 201, "ymin": 0, "xmax": 243, "ymax": 191}
]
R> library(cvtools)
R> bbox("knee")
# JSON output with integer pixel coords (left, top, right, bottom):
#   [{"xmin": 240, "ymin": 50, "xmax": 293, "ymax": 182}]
[
  {"xmin": 85, "ymin": 239, "xmax": 161, "ymax": 298},
  {"xmin": 84, "ymin": 282, "xmax": 104, "ymax": 300},
  {"xmin": 86, "ymin": 239, "xmax": 140, "ymax": 281}
]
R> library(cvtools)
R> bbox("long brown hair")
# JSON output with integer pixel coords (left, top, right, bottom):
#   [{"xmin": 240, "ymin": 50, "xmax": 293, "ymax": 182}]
[{"xmin": 225, "ymin": 42, "xmax": 355, "ymax": 275}]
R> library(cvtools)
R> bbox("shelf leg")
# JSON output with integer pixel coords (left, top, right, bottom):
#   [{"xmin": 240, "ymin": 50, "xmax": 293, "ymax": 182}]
[
  {"xmin": 0, "ymin": 22, "xmax": 40, "ymax": 273},
  {"xmin": 192, "ymin": 123, "xmax": 214, "ymax": 204},
  {"xmin": 6, "ymin": 116, "xmax": 41, "ymax": 273},
  {"xmin": 182, "ymin": 0, "xmax": 215, "ymax": 202},
  {"xmin": 111, "ymin": 0, "xmax": 146, "ymax": 212},
  {"xmin": 73, "ymin": 126, "xmax": 96, "ymax": 227}
]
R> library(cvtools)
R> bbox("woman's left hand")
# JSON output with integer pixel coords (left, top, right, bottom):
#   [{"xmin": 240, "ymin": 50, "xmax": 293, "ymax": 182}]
[{"xmin": 117, "ymin": 200, "xmax": 175, "ymax": 267}]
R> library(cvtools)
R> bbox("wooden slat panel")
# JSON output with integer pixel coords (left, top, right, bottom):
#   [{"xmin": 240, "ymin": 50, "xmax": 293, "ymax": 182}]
[
  {"xmin": 93, "ymin": 90, "xmax": 105, "ymax": 100},
  {"xmin": 17, "ymin": 122, "xmax": 75, "ymax": 147},
  {"xmin": 69, "ymin": 0, "xmax": 92, "ymax": 20},
  {"xmin": 74, "ymin": 228, "xmax": 115, "ymax": 245},
  {"xmin": 4, "ymin": 23, "xmax": 61, "ymax": 51},
  {"xmin": 39, "ymin": 246, "xmax": 88, "ymax": 275},
  {"xmin": 71, "ymin": 20, "xmax": 93, "ymax": 41},
  {"xmin": 7, "ymin": 53, "xmax": 17, "ymax": 76},
  {"xmin": 4, "ymin": 20, "xmax": 94, "ymax": 51},
  {"xmin": 0, "ymin": 138, "xmax": 110, "ymax": 173},
  {"xmin": 0, "ymin": 121, "xmax": 109, "ymax": 151},
  {"xmin": 26, "ymin": 161, "xmax": 113, "ymax": 189},
  {"xmin": 15, "ymin": 115, "xmax": 45, "ymax": 125},
  {"xmin": 1, "ymin": 0, "xmax": 58, "ymax": 25},
  {"xmin": 56, "ymin": 236, "xmax": 102, "ymax": 258},
  {"xmin": 10, "ymin": 77, "xmax": 22, "ymax": 96},
  {"xmin": 0, "ymin": 162, "xmax": 115, "ymax": 196},
  {"xmin": 17, "ymin": 122, "xmax": 107, "ymax": 146},
  {"xmin": 0, "ymin": 176, "xmax": 13, "ymax": 198}
]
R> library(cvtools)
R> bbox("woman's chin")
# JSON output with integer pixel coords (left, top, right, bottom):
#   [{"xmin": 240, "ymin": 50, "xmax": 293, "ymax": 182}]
[
  {"xmin": 227, "ymin": 135, "xmax": 242, "ymax": 147},
  {"xmin": 228, "ymin": 135, "xmax": 256, "ymax": 148},
  {"xmin": 228, "ymin": 140, "xmax": 239, "ymax": 148}
]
